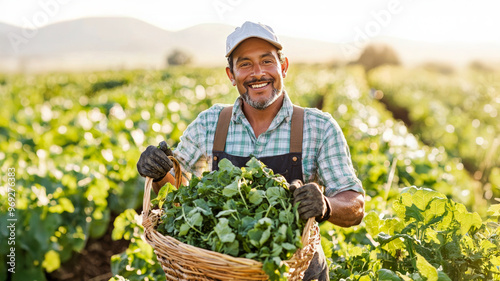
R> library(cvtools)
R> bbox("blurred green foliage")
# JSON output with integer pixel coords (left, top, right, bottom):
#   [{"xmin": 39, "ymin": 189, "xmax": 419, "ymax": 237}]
[{"xmin": 368, "ymin": 66, "xmax": 500, "ymax": 200}]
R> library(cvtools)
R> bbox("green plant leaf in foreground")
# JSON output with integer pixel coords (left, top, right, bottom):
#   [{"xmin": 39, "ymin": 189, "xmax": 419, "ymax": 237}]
[
  {"xmin": 378, "ymin": 269, "xmax": 402, "ymax": 281},
  {"xmin": 416, "ymin": 253, "xmax": 437, "ymax": 281}
]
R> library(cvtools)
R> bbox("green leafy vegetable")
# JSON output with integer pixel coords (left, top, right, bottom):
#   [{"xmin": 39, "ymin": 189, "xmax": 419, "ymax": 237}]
[{"xmin": 153, "ymin": 158, "xmax": 303, "ymax": 280}]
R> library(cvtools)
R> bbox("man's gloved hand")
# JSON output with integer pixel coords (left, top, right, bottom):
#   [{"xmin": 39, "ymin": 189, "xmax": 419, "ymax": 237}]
[
  {"xmin": 137, "ymin": 141, "xmax": 174, "ymax": 181},
  {"xmin": 289, "ymin": 180, "xmax": 332, "ymax": 223}
]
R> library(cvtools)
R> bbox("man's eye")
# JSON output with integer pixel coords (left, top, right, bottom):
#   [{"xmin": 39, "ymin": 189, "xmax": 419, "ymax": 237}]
[{"xmin": 240, "ymin": 62, "xmax": 250, "ymax": 67}]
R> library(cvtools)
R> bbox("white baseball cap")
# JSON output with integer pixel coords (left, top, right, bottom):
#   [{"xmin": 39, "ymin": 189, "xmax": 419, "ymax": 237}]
[{"xmin": 225, "ymin": 21, "xmax": 282, "ymax": 57}]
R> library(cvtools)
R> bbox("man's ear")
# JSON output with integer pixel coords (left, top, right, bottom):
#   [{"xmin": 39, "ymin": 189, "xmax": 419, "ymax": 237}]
[
  {"xmin": 281, "ymin": 57, "xmax": 289, "ymax": 78},
  {"xmin": 226, "ymin": 67, "xmax": 236, "ymax": 86}
]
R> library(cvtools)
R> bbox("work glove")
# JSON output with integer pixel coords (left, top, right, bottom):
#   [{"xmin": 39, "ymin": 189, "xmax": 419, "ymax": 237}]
[
  {"xmin": 137, "ymin": 141, "xmax": 174, "ymax": 181},
  {"xmin": 289, "ymin": 180, "xmax": 332, "ymax": 223}
]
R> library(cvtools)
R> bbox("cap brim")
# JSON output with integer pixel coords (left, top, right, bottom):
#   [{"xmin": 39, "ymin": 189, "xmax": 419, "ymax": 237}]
[{"xmin": 225, "ymin": 36, "xmax": 283, "ymax": 57}]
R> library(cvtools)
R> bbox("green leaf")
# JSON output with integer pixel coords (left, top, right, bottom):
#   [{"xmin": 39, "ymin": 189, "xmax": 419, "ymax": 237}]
[
  {"xmin": 179, "ymin": 223, "xmax": 190, "ymax": 236},
  {"xmin": 193, "ymin": 199, "xmax": 212, "ymax": 216},
  {"xmin": 246, "ymin": 157, "xmax": 264, "ymax": 170},
  {"xmin": 151, "ymin": 183, "xmax": 175, "ymax": 209},
  {"xmin": 364, "ymin": 211, "xmax": 383, "ymax": 237},
  {"xmin": 219, "ymin": 158, "xmax": 241, "ymax": 175},
  {"xmin": 425, "ymin": 198, "xmax": 446, "ymax": 221},
  {"xmin": 491, "ymin": 256, "xmax": 500, "ymax": 267},
  {"xmin": 216, "ymin": 209, "xmax": 237, "ymax": 217},
  {"xmin": 241, "ymin": 216, "xmax": 256, "ymax": 232},
  {"xmin": 265, "ymin": 186, "xmax": 285, "ymax": 204},
  {"xmin": 416, "ymin": 253, "xmax": 438, "ymax": 281},
  {"xmin": 453, "ymin": 203, "xmax": 482, "ymax": 235},
  {"xmin": 399, "ymin": 192, "xmax": 413, "ymax": 207},
  {"xmin": 281, "ymin": 242, "xmax": 296, "ymax": 251},
  {"xmin": 274, "ymin": 224, "xmax": 288, "ymax": 243},
  {"xmin": 257, "ymin": 217, "xmax": 273, "ymax": 228},
  {"xmin": 279, "ymin": 211, "xmax": 294, "ymax": 224},
  {"xmin": 412, "ymin": 188, "xmax": 446, "ymax": 211},
  {"xmin": 223, "ymin": 180, "xmax": 239, "ymax": 197},
  {"xmin": 249, "ymin": 189, "xmax": 264, "ymax": 205},
  {"xmin": 112, "ymin": 209, "xmax": 139, "ymax": 240},
  {"xmin": 380, "ymin": 217, "xmax": 407, "ymax": 235},
  {"xmin": 260, "ymin": 228, "xmax": 271, "ymax": 246},
  {"xmin": 377, "ymin": 233, "xmax": 413, "ymax": 256},
  {"xmin": 245, "ymin": 253, "xmax": 258, "ymax": 259},
  {"xmin": 378, "ymin": 269, "xmax": 402, "ymax": 281},
  {"xmin": 223, "ymin": 240, "xmax": 239, "ymax": 256},
  {"xmin": 187, "ymin": 212, "xmax": 203, "ymax": 227},
  {"xmin": 248, "ymin": 228, "xmax": 263, "ymax": 247},
  {"xmin": 437, "ymin": 271, "xmax": 452, "ymax": 281},
  {"xmin": 405, "ymin": 204, "xmax": 424, "ymax": 222},
  {"xmin": 271, "ymin": 243, "xmax": 283, "ymax": 257},
  {"xmin": 215, "ymin": 218, "xmax": 236, "ymax": 243},
  {"xmin": 487, "ymin": 203, "xmax": 500, "ymax": 217}
]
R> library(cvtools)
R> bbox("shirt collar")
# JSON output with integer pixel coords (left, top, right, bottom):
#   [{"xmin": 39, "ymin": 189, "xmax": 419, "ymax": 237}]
[{"xmin": 232, "ymin": 91, "xmax": 294, "ymax": 126}]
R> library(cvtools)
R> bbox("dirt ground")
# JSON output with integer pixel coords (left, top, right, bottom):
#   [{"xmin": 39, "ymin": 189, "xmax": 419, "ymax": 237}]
[{"xmin": 47, "ymin": 214, "xmax": 130, "ymax": 281}]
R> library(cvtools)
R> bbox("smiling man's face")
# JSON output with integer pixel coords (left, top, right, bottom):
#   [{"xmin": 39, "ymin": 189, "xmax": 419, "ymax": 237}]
[{"xmin": 226, "ymin": 37, "xmax": 288, "ymax": 110}]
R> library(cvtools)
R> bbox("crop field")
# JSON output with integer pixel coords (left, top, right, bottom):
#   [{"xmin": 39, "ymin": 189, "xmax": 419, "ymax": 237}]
[{"xmin": 0, "ymin": 65, "xmax": 499, "ymax": 281}]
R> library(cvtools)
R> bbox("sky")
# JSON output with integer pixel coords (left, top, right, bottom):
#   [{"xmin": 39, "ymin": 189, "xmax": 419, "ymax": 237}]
[{"xmin": 1, "ymin": 0, "xmax": 500, "ymax": 44}]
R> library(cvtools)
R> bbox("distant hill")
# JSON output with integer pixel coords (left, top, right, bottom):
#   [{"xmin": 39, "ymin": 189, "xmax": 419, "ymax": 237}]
[
  {"xmin": 0, "ymin": 18, "xmax": 349, "ymax": 72},
  {"xmin": 1, "ymin": 18, "xmax": 177, "ymax": 72},
  {"xmin": 1, "ymin": 17, "xmax": 499, "ymax": 72}
]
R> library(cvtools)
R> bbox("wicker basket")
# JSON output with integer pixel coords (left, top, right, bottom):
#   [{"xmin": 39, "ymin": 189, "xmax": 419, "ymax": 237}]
[{"xmin": 141, "ymin": 158, "xmax": 320, "ymax": 281}]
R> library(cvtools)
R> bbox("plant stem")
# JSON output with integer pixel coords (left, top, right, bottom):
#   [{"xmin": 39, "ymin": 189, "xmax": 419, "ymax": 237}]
[
  {"xmin": 264, "ymin": 202, "xmax": 276, "ymax": 218},
  {"xmin": 181, "ymin": 206, "xmax": 204, "ymax": 235},
  {"xmin": 237, "ymin": 178, "xmax": 249, "ymax": 209}
]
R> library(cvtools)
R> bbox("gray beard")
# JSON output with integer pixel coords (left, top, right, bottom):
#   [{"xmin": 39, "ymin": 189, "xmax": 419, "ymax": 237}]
[{"xmin": 241, "ymin": 87, "xmax": 280, "ymax": 110}]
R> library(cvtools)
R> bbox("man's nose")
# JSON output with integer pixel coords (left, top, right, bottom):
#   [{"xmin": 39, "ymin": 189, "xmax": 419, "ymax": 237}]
[{"xmin": 252, "ymin": 64, "xmax": 265, "ymax": 79}]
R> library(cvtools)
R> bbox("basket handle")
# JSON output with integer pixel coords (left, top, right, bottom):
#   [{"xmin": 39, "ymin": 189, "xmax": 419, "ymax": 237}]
[
  {"xmin": 143, "ymin": 156, "xmax": 181, "ymax": 218},
  {"xmin": 301, "ymin": 217, "xmax": 315, "ymax": 246}
]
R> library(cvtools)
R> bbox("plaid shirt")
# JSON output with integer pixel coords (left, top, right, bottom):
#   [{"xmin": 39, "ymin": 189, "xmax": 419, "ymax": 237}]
[{"xmin": 174, "ymin": 93, "xmax": 364, "ymax": 197}]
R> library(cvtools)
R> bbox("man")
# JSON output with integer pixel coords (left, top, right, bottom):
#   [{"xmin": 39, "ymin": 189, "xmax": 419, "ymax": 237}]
[{"xmin": 137, "ymin": 21, "xmax": 365, "ymax": 281}]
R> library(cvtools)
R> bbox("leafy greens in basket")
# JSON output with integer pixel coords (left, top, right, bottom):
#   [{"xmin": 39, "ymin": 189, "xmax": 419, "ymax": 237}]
[{"xmin": 152, "ymin": 157, "xmax": 305, "ymax": 280}]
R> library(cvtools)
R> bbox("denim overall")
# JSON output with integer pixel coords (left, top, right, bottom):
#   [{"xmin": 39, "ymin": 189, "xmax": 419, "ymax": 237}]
[{"xmin": 211, "ymin": 106, "xmax": 329, "ymax": 281}]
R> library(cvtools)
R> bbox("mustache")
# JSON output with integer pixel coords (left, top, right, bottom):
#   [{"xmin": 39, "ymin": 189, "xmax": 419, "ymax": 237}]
[{"xmin": 243, "ymin": 77, "xmax": 274, "ymax": 87}]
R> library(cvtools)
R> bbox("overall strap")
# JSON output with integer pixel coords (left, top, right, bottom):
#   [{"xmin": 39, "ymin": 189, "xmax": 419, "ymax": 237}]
[
  {"xmin": 213, "ymin": 106, "xmax": 233, "ymax": 152},
  {"xmin": 290, "ymin": 105, "xmax": 304, "ymax": 153}
]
